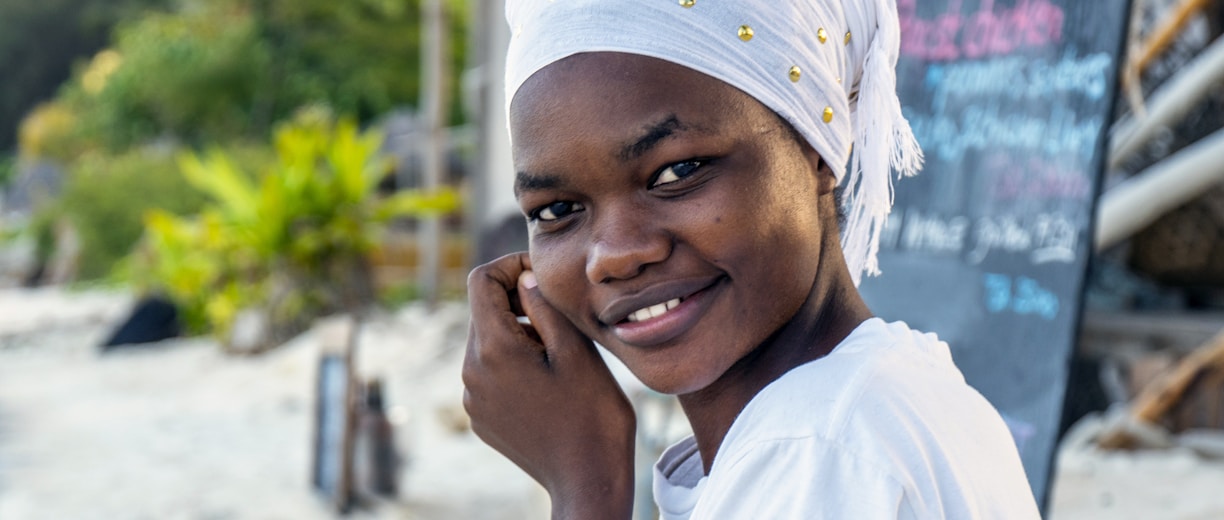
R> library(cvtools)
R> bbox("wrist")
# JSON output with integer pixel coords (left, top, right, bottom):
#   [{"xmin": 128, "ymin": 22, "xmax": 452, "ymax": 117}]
[{"xmin": 548, "ymin": 466, "xmax": 635, "ymax": 520}]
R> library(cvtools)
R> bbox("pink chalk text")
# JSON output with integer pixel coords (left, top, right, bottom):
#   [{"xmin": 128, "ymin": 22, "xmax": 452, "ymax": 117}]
[{"xmin": 900, "ymin": 0, "xmax": 1065, "ymax": 61}]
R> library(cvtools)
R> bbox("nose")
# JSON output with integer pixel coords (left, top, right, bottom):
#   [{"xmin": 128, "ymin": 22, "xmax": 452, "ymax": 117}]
[{"xmin": 585, "ymin": 207, "xmax": 671, "ymax": 284}]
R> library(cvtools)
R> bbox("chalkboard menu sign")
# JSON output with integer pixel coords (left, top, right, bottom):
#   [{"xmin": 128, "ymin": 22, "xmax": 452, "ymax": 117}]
[{"xmin": 857, "ymin": 0, "xmax": 1132, "ymax": 508}]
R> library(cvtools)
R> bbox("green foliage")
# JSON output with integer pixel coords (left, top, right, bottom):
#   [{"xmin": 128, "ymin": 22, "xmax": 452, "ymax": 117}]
[
  {"xmin": 253, "ymin": 0, "xmax": 465, "ymax": 122},
  {"xmin": 378, "ymin": 281, "xmax": 422, "ymax": 309},
  {"xmin": 26, "ymin": 208, "xmax": 58, "ymax": 269},
  {"xmin": 25, "ymin": 0, "xmax": 471, "ymax": 159},
  {"xmin": 0, "ymin": 153, "xmax": 14, "ymax": 188},
  {"xmin": 133, "ymin": 115, "xmax": 459, "ymax": 345},
  {"xmin": 57, "ymin": 147, "xmax": 238, "ymax": 280},
  {"xmin": 7, "ymin": 0, "xmax": 472, "ymax": 301},
  {"xmin": 0, "ymin": 0, "xmax": 171, "ymax": 152},
  {"xmin": 63, "ymin": 8, "xmax": 272, "ymax": 152}
]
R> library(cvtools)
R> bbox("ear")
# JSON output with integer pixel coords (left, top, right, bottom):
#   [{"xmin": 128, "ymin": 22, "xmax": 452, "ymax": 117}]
[{"xmin": 802, "ymin": 145, "xmax": 838, "ymax": 196}]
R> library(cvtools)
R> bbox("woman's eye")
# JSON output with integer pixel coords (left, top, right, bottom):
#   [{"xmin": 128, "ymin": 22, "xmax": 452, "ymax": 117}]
[
  {"xmin": 651, "ymin": 160, "xmax": 704, "ymax": 188},
  {"xmin": 533, "ymin": 201, "xmax": 585, "ymax": 221}
]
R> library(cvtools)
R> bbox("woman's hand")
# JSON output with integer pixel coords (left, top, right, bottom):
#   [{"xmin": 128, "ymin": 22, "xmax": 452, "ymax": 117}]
[{"xmin": 462, "ymin": 252, "xmax": 636, "ymax": 519}]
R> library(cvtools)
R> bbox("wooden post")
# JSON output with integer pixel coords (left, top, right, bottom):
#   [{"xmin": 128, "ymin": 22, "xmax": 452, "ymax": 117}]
[
  {"xmin": 469, "ymin": 0, "xmax": 520, "ymax": 265},
  {"xmin": 420, "ymin": 0, "xmax": 450, "ymax": 307}
]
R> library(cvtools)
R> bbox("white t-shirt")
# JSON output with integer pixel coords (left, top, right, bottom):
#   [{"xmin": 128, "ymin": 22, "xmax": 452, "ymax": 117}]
[{"xmin": 652, "ymin": 318, "xmax": 1041, "ymax": 519}]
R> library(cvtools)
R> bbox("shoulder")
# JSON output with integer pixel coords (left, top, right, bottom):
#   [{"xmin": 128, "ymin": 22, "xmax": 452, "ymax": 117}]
[
  {"xmin": 720, "ymin": 318, "xmax": 956, "ymax": 446},
  {"xmin": 707, "ymin": 318, "xmax": 1041, "ymax": 518}
]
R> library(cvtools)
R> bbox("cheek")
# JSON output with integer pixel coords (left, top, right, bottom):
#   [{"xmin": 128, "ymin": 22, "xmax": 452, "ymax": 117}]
[{"xmin": 529, "ymin": 239, "xmax": 589, "ymax": 313}]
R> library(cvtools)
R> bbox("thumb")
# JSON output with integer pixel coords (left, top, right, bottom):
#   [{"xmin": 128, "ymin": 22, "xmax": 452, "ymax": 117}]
[{"xmin": 517, "ymin": 270, "xmax": 594, "ymax": 360}]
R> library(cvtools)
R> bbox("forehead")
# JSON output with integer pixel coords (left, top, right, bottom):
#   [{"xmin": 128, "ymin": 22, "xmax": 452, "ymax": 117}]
[{"xmin": 508, "ymin": 53, "xmax": 771, "ymax": 164}]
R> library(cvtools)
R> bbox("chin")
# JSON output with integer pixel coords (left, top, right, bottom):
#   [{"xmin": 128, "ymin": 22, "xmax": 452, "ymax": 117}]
[{"xmin": 631, "ymin": 364, "xmax": 722, "ymax": 396}]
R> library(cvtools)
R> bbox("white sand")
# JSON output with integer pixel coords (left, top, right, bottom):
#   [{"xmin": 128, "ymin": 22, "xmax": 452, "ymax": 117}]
[
  {"xmin": 1048, "ymin": 415, "xmax": 1224, "ymax": 519},
  {"xmin": 1, "ymin": 287, "xmax": 1222, "ymax": 519},
  {"xmin": 0, "ymin": 288, "xmax": 545, "ymax": 520}
]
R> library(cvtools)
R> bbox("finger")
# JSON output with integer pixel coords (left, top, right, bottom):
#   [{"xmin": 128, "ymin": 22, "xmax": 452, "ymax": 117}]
[
  {"xmin": 516, "ymin": 270, "xmax": 597, "ymax": 363},
  {"xmin": 513, "ymin": 255, "xmax": 534, "ymax": 316},
  {"xmin": 466, "ymin": 253, "xmax": 549, "ymax": 366},
  {"xmin": 465, "ymin": 252, "xmax": 528, "ymax": 312},
  {"xmin": 467, "ymin": 252, "xmax": 531, "ymax": 326}
]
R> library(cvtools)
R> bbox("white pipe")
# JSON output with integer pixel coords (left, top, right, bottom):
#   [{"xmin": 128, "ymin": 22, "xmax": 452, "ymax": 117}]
[
  {"xmin": 1109, "ymin": 35, "xmax": 1224, "ymax": 170},
  {"xmin": 1096, "ymin": 126, "xmax": 1224, "ymax": 250}
]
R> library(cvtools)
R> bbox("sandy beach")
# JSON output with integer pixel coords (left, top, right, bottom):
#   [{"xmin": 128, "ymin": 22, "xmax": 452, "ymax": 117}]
[{"xmin": 1, "ymin": 287, "xmax": 1222, "ymax": 519}]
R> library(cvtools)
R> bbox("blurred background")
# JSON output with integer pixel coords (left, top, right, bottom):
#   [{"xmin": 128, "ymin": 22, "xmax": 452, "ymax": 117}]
[{"xmin": 0, "ymin": 0, "xmax": 1221, "ymax": 518}]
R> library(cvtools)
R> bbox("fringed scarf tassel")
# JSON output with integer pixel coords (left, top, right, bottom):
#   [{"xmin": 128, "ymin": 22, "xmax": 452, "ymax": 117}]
[{"xmin": 841, "ymin": 0, "xmax": 924, "ymax": 286}]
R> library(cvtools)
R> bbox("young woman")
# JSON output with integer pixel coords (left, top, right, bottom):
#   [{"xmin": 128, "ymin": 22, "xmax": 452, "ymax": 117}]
[{"xmin": 462, "ymin": 1, "xmax": 1040, "ymax": 518}]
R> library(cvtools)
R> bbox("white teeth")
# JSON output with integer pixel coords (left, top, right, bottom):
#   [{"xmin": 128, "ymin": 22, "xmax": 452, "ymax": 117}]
[{"xmin": 626, "ymin": 298, "xmax": 684, "ymax": 323}]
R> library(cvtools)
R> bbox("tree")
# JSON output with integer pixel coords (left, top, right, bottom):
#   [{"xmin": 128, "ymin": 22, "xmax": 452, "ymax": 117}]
[
  {"xmin": 28, "ymin": 0, "xmax": 470, "ymax": 156},
  {"xmin": 14, "ymin": 0, "xmax": 472, "ymax": 282},
  {"xmin": 0, "ymin": 0, "xmax": 170, "ymax": 152}
]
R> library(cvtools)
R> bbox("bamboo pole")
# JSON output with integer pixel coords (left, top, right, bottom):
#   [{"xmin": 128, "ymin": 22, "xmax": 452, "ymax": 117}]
[
  {"xmin": 1121, "ymin": 0, "xmax": 1149, "ymax": 119},
  {"xmin": 1110, "ymin": 34, "xmax": 1224, "ymax": 170},
  {"xmin": 1121, "ymin": 0, "xmax": 1212, "ymax": 91},
  {"xmin": 1095, "ymin": 126, "xmax": 1224, "ymax": 251}
]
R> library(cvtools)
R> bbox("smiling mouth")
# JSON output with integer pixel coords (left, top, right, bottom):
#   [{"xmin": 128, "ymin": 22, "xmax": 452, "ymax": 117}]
[
  {"xmin": 623, "ymin": 298, "xmax": 683, "ymax": 323},
  {"xmin": 600, "ymin": 276, "xmax": 727, "ymax": 347}
]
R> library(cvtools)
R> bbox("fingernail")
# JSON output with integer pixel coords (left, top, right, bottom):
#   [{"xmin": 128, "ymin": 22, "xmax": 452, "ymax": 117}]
[{"xmin": 520, "ymin": 270, "xmax": 538, "ymax": 289}]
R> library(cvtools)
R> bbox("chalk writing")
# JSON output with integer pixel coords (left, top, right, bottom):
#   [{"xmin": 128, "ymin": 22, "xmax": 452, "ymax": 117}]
[
  {"xmin": 906, "ymin": 100, "xmax": 1102, "ymax": 163},
  {"xmin": 987, "ymin": 155, "xmax": 1092, "ymax": 202},
  {"xmin": 927, "ymin": 51, "xmax": 1113, "ymax": 113},
  {"xmin": 899, "ymin": 209, "xmax": 970, "ymax": 254},
  {"xmin": 969, "ymin": 213, "xmax": 1077, "ymax": 264},
  {"xmin": 1027, "ymin": 52, "xmax": 1112, "ymax": 100},
  {"xmin": 983, "ymin": 273, "xmax": 1060, "ymax": 320},
  {"xmin": 900, "ymin": 0, "xmax": 1064, "ymax": 61},
  {"xmin": 882, "ymin": 208, "xmax": 1078, "ymax": 265}
]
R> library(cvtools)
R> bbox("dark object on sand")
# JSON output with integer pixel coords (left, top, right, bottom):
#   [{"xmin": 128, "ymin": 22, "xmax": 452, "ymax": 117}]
[
  {"xmin": 102, "ymin": 296, "xmax": 181, "ymax": 348},
  {"xmin": 353, "ymin": 378, "xmax": 400, "ymax": 500}
]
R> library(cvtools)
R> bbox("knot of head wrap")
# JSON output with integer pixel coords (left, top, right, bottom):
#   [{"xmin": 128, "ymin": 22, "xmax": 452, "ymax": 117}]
[{"xmin": 505, "ymin": 0, "xmax": 922, "ymax": 285}]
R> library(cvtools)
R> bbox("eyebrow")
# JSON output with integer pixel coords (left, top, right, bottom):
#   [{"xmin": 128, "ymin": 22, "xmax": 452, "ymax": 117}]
[
  {"xmin": 619, "ymin": 115, "xmax": 685, "ymax": 161},
  {"xmin": 514, "ymin": 114, "xmax": 694, "ymax": 195},
  {"xmin": 514, "ymin": 170, "xmax": 561, "ymax": 196}
]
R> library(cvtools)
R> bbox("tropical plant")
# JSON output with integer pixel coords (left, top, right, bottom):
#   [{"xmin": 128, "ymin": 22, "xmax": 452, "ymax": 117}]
[
  {"xmin": 10, "ymin": 0, "xmax": 471, "ymax": 288},
  {"xmin": 132, "ymin": 113, "xmax": 459, "ymax": 351},
  {"xmin": 56, "ymin": 147, "xmax": 217, "ymax": 280}
]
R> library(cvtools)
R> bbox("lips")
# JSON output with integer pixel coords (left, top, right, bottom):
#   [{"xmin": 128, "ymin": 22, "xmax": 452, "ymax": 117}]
[{"xmin": 598, "ymin": 276, "xmax": 725, "ymax": 346}]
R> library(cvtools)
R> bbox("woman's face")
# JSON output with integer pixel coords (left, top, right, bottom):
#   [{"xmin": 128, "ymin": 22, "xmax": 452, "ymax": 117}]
[{"xmin": 510, "ymin": 52, "xmax": 837, "ymax": 395}]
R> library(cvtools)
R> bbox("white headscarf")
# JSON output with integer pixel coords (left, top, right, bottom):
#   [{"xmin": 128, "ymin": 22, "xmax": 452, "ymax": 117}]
[{"xmin": 505, "ymin": 0, "xmax": 922, "ymax": 285}]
